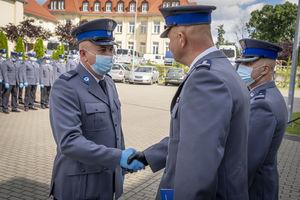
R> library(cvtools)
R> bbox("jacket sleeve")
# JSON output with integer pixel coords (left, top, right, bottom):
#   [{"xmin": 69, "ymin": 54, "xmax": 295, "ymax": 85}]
[
  {"xmin": 0, "ymin": 61, "xmax": 3, "ymax": 81},
  {"xmin": 50, "ymin": 79, "xmax": 122, "ymax": 170},
  {"xmin": 39, "ymin": 65, "xmax": 43, "ymax": 84},
  {"xmin": 247, "ymin": 100, "xmax": 276, "ymax": 187},
  {"xmin": 174, "ymin": 69, "xmax": 232, "ymax": 199},
  {"xmin": 143, "ymin": 137, "xmax": 169, "ymax": 172},
  {"xmin": 22, "ymin": 63, "xmax": 28, "ymax": 83},
  {"xmin": 2, "ymin": 61, "xmax": 8, "ymax": 83}
]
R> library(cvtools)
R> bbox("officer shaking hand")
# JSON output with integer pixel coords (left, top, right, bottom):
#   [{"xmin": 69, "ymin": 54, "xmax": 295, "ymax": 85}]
[
  {"xmin": 236, "ymin": 38, "xmax": 288, "ymax": 200},
  {"xmin": 49, "ymin": 19, "xmax": 144, "ymax": 200},
  {"xmin": 128, "ymin": 5, "xmax": 250, "ymax": 200}
]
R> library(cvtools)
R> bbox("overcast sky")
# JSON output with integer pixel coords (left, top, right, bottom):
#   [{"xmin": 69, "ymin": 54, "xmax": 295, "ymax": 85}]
[{"xmin": 35, "ymin": 0, "xmax": 298, "ymax": 46}]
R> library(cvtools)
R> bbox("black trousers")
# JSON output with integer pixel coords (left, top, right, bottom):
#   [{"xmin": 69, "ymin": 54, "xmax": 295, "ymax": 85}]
[
  {"xmin": 18, "ymin": 87, "xmax": 23, "ymax": 102},
  {"xmin": 2, "ymin": 85, "xmax": 18, "ymax": 110},
  {"xmin": 41, "ymin": 86, "xmax": 51, "ymax": 106},
  {"xmin": 24, "ymin": 85, "xmax": 36, "ymax": 108},
  {"xmin": 32, "ymin": 85, "xmax": 37, "ymax": 102},
  {"xmin": 0, "ymin": 83, "xmax": 3, "ymax": 107}
]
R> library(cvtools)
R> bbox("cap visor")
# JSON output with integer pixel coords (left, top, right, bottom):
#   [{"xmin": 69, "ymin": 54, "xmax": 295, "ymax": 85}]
[
  {"xmin": 89, "ymin": 40, "xmax": 117, "ymax": 46},
  {"xmin": 235, "ymin": 56, "xmax": 260, "ymax": 63},
  {"xmin": 160, "ymin": 27, "xmax": 171, "ymax": 38}
]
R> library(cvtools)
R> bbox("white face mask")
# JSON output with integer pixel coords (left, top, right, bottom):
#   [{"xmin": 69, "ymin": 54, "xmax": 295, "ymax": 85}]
[
  {"xmin": 18, "ymin": 57, "xmax": 23, "ymax": 60},
  {"xmin": 2, "ymin": 54, "xmax": 6, "ymax": 58},
  {"xmin": 59, "ymin": 59, "xmax": 64, "ymax": 63},
  {"xmin": 46, "ymin": 60, "xmax": 50, "ymax": 64},
  {"xmin": 30, "ymin": 57, "xmax": 37, "ymax": 62}
]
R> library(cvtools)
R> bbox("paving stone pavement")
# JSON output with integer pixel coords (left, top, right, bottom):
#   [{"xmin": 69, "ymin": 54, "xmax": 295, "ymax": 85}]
[{"xmin": 0, "ymin": 84, "xmax": 299, "ymax": 200}]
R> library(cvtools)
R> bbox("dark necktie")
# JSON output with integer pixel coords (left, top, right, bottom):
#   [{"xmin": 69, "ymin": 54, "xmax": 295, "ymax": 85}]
[{"xmin": 99, "ymin": 79, "xmax": 107, "ymax": 95}]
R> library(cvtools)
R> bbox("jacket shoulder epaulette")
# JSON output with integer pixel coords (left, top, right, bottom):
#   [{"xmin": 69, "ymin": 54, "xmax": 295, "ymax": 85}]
[
  {"xmin": 254, "ymin": 89, "xmax": 266, "ymax": 100},
  {"xmin": 59, "ymin": 70, "xmax": 78, "ymax": 81},
  {"xmin": 195, "ymin": 59, "xmax": 211, "ymax": 70}
]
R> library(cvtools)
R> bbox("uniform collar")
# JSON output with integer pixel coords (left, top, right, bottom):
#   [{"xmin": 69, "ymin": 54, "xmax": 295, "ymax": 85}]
[
  {"xmin": 79, "ymin": 61, "xmax": 104, "ymax": 82},
  {"xmin": 249, "ymin": 80, "xmax": 276, "ymax": 99},
  {"xmin": 188, "ymin": 46, "xmax": 218, "ymax": 73}
]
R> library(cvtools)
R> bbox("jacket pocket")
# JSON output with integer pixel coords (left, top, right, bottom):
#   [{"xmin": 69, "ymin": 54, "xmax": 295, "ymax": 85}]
[{"xmin": 85, "ymin": 102, "xmax": 108, "ymax": 130}]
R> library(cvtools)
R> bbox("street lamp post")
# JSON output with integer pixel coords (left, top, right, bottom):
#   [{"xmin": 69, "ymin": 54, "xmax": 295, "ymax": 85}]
[
  {"xmin": 132, "ymin": 0, "xmax": 138, "ymax": 71},
  {"xmin": 287, "ymin": 0, "xmax": 300, "ymax": 122}
]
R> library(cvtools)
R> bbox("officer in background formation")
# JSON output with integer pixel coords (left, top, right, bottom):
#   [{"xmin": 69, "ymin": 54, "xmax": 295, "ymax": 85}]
[
  {"xmin": 16, "ymin": 52, "xmax": 25, "ymax": 105},
  {"xmin": 0, "ymin": 49, "xmax": 6, "ymax": 111},
  {"xmin": 1, "ymin": 52, "xmax": 20, "ymax": 113},
  {"xmin": 66, "ymin": 50, "xmax": 79, "ymax": 71},
  {"xmin": 236, "ymin": 38, "xmax": 288, "ymax": 200},
  {"xmin": 128, "ymin": 5, "xmax": 250, "ymax": 200},
  {"xmin": 53, "ymin": 54, "xmax": 66, "ymax": 80},
  {"xmin": 32, "ymin": 53, "xmax": 40, "ymax": 104},
  {"xmin": 39, "ymin": 55, "xmax": 53, "ymax": 109},
  {"xmin": 49, "ymin": 19, "xmax": 145, "ymax": 200},
  {"xmin": 23, "ymin": 52, "xmax": 39, "ymax": 111}
]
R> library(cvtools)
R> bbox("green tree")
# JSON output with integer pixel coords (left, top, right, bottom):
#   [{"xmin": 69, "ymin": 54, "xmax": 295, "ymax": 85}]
[
  {"xmin": 246, "ymin": 2, "xmax": 297, "ymax": 43},
  {"xmin": 15, "ymin": 36, "xmax": 25, "ymax": 60},
  {"xmin": 216, "ymin": 24, "xmax": 225, "ymax": 48},
  {"xmin": 0, "ymin": 31, "xmax": 9, "ymax": 57},
  {"xmin": 61, "ymin": 43, "xmax": 65, "ymax": 56},
  {"xmin": 34, "ymin": 38, "xmax": 44, "ymax": 59}
]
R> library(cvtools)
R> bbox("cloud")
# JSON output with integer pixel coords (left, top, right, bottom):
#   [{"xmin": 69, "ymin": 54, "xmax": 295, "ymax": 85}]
[
  {"xmin": 188, "ymin": 0, "xmax": 268, "ymax": 45},
  {"xmin": 285, "ymin": 0, "xmax": 298, "ymax": 4}
]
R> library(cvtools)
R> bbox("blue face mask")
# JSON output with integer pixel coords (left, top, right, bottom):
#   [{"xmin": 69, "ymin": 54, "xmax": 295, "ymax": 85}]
[
  {"xmin": 237, "ymin": 64, "xmax": 255, "ymax": 86},
  {"xmin": 237, "ymin": 64, "xmax": 264, "ymax": 86},
  {"xmin": 86, "ymin": 50, "xmax": 113, "ymax": 75}
]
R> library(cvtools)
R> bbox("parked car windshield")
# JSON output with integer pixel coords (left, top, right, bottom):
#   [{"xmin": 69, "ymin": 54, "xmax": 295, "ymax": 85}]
[
  {"xmin": 135, "ymin": 67, "xmax": 152, "ymax": 73},
  {"xmin": 168, "ymin": 68, "xmax": 183, "ymax": 73},
  {"xmin": 112, "ymin": 64, "xmax": 121, "ymax": 70}
]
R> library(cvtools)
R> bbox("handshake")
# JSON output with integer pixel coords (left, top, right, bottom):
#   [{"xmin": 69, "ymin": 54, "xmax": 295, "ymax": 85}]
[{"xmin": 120, "ymin": 148, "xmax": 148, "ymax": 173}]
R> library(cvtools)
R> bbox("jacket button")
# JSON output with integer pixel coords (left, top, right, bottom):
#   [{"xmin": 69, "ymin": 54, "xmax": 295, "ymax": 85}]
[
  {"xmin": 115, "ymin": 124, "xmax": 117, "ymax": 127},
  {"xmin": 81, "ymin": 169, "xmax": 85, "ymax": 172}
]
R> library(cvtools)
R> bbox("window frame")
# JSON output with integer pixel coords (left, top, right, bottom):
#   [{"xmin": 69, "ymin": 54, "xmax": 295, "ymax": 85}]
[{"xmin": 105, "ymin": 1, "xmax": 112, "ymax": 12}]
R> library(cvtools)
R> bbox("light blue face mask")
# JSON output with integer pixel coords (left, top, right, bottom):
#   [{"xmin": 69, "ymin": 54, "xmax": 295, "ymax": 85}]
[
  {"xmin": 86, "ymin": 50, "xmax": 113, "ymax": 76},
  {"xmin": 237, "ymin": 64, "xmax": 264, "ymax": 86}
]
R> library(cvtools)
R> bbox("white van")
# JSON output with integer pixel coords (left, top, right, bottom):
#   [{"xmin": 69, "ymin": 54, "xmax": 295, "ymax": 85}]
[
  {"xmin": 143, "ymin": 54, "xmax": 165, "ymax": 65},
  {"xmin": 115, "ymin": 49, "xmax": 141, "ymax": 64}
]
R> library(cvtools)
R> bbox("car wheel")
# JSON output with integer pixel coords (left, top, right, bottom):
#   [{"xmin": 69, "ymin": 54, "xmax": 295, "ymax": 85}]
[
  {"xmin": 165, "ymin": 82, "xmax": 168, "ymax": 86},
  {"xmin": 150, "ymin": 79, "xmax": 153, "ymax": 85},
  {"xmin": 121, "ymin": 78, "xmax": 125, "ymax": 83}
]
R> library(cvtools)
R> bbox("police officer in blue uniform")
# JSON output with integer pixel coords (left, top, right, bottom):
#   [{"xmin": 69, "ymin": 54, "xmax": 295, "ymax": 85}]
[
  {"xmin": 39, "ymin": 55, "xmax": 53, "ymax": 109},
  {"xmin": 0, "ymin": 49, "xmax": 6, "ymax": 111},
  {"xmin": 128, "ymin": 5, "xmax": 250, "ymax": 200},
  {"xmin": 66, "ymin": 50, "xmax": 79, "ymax": 71},
  {"xmin": 49, "ymin": 19, "xmax": 145, "ymax": 200},
  {"xmin": 1, "ymin": 52, "xmax": 20, "ymax": 113},
  {"xmin": 23, "ymin": 52, "xmax": 39, "ymax": 111},
  {"xmin": 236, "ymin": 38, "xmax": 288, "ymax": 200},
  {"xmin": 53, "ymin": 54, "xmax": 66, "ymax": 81},
  {"xmin": 16, "ymin": 52, "xmax": 25, "ymax": 105}
]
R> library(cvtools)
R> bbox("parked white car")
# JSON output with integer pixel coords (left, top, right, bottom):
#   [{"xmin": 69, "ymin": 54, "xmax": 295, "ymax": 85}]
[
  {"xmin": 129, "ymin": 66, "xmax": 159, "ymax": 85},
  {"xmin": 108, "ymin": 63, "xmax": 131, "ymax": 82}
]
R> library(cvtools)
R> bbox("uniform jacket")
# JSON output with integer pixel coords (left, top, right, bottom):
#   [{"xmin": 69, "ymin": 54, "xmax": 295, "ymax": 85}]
[
  {"xmin": 66, "ymin": 58, "xmax": 79, "ymax": 72},
  {"xmin": 23, "ymin": 60, "xmax": 38, "ymax": 85},
  {"xmin": 32, "ymin": 61, "xmax": 40, "ymax": 83},
  {"xmin": 247, "ymin": 81, "xmax": 288, "ymax": 200},
  {"xmin": 144, "ymin": 50, "xmax": 250, "ymax": 200},
  {"xmin": 40, "ymin": 63, "xmax": 54, "ymax": 86},
  {"xmin": 53, "ymin": 62, "xmax": 66, "ymax": 81},
  {"xmin": 15, "ymin": 60, "xmax": 25, "ymax": 84},
  {"xmin": 0, "ymin": 58, "xmax": 4, "ymax": 81},
  {"xmin": 49, "ymin": 63, "xmax": 125, "ymax": 200},
  {"xmin": 1, "ymin": 59, "xmax": 18, "ymax": 85}
]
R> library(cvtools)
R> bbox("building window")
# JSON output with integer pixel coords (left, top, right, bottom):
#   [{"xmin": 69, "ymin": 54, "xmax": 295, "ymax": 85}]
[
  {"xmin": 153, "ymin": 22, "xmax": 160, "ymax": 34},
  {"xmin": 106, "ymin": 1, "xmax": 112, "ymax": 12},
  {"xmin": 128, "ymin": 22, "xmax": 135, "ymax": 34},
  {"xmin": 172, "ymin": 1, "xmax": 179, "ymax": 6},
  {"xmin": 117, "ymin": 2, "xmax": 124, "ymax": 12},
  {"xmin": 116, "ymin": 41, "xmax": 122, "ymax": 48},
  {"xmin": 140, "ymin": 42, "xmax": 146, "ymax": 54},
  {"xmin": 116, "ymin": 22, "xmax": 123, "ymax": 33},
  {"xmin": 94, "ymin": 2, "xmax": 100, "ymax": 11},
  {"xmin": 129, "ymin": 2, "xmax": 136, "ymax": 13},
  {"xmin": 82, "ymin": 1, "xmax": 89, "ymax": 11},
  {"xmin": 128, "ymin": 42, "xmax": 134, "ymax": 50},
  {"xmin": 50, "ymin": 0, "xmax": 56, "ymax": 9},
  {"xmin": 163, "ymin": 1, "xmax": 170, "ymax": 7},
  {"xmin": 153, "ymin": 42, "xmax": 159, "ymax": 54},
  {"xmin": 165, "ymin": 43, "xmax": 169, "ymax": 54},
  {"xmin": 142, "ymin": 2, "xmax": 148, "ymax": 13},
  {"xmin": 140, "ymin": 22, "xmax": 146, "ymax": 34}
]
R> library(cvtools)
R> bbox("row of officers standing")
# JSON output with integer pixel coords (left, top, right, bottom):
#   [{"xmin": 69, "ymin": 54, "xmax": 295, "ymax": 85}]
[{"xmin": 0, "ymin": 49, "xmax": 79, "ymax": 114}]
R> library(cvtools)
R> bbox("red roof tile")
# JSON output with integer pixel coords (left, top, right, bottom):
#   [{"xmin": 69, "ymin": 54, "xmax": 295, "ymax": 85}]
[
  {"xmin": 24, "ymin": 0, "xmax": 58, "ymax": 22},
  {"xmin": 43, "ymin": 0, "xmax": 195, "ymax": 16}
]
